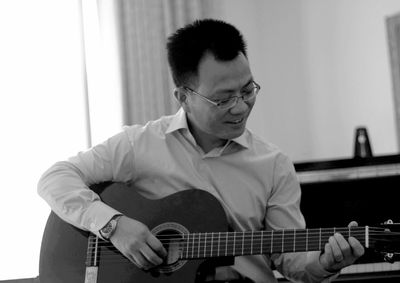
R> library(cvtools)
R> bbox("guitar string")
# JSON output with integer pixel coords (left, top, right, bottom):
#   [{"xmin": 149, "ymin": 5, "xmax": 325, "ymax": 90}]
[
  {"xmin": 86, "ymin": 235, "xmax": 397, "ymax": 255},
  {"xmin": 87, "ymin": 245, "xmax": 398, "ymax": 261},
  {"xmin": 87, "ymin": 233, "xmax": 399, "ymax": 249},
  {"xmin": 84, "ymin": 230, "xmax": 400, "ymax": 260},
  {"xmin": 87, "ymin": 227, "xmax": 394, "ymax": 241},
  {"xmin": 86, "ymin": 233, "xmax": 399, "ymax": 262},
  {"xmin": 89, "ymin": 238, "xmax": 371, "ymax": 253},
  {"xmin": 89, "ymin": 246, "xmax": 398, "ymax": 261},
  {"xmin": 88, "ymin": 227, "xmax": 390, "ymax": 239},
  {"xmin": 86, "ymin": 237, "xmax": 400, "ymax": 264},
  {"xmin": 86, "ymin": 228, "xmax": 397, "ymax": 251},
  {"xmin": 151, "ymin": 231, "xmax": 396, "ymax": 241},
  {"xmin": 87, "ymin": 229, "xmax": 398, "ymax": 247}
]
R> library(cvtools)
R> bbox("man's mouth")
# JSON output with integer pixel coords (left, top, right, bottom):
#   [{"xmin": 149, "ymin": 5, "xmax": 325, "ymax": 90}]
[{"xmin": 227, "ymin": 117, "xmax": 244, "ymax": 124}]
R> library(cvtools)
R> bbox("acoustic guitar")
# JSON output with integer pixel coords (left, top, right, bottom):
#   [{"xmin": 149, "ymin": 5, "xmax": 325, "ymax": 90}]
[{"xmin": 39, "ymin": 182, "xmax": 400, "ymax": 283}]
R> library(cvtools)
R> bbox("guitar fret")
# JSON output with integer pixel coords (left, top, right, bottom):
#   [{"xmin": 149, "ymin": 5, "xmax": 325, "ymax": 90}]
[
  {"xmin": 225, "ymin": 232, "xmax": 228, "ymax": 256},
  {"xmin": 197, "ymin": 233, "xmax": 201, "ymax": 258},
  {"xmin": 270, "ymin": 231, "xmax": 273, "ymax": 253},
  {"xmin": 293, "ymin": 229, "xmax": 296, "ymax": 252},
  {"xmin": 217, "ymin": 232, "xmax": 220, "ymax": 257},
  {"xmin": 204, "ymin": 232, "xmax": 207, "ymax": 258},
  {"xmin": 281, "ymin": 229, "xmax": 284, "ymax": 253},
  {"xmin": 233, "ymin": 232, "xmax": 236, "ymax": 256},
  {"xmin": 189, "ymin": 234, "xmax": 192, "ymax": 258},
  {"xmin": 306, "ymin": 229, "xmax": 308, "ymax": 251},
  {"xmin": 191, "ymin": 233, "xmax": 194, "ymax": 258},
  {"xmin": 250, "ymin": 231, "xmax": 254, "ymax": 254},
  {"xmin": 210, "ymin": 232, "xmax": 214, "ymax": 257},
  {"xmin": 319, "ymin": 228, "xmax": 322, "ymax": 250},
  {"xmin": 241, "ymin": 232, "xmax": 245, "ymax": 255},
  {"xmin": 192, "ymin": 233, "xmax": 195, "ymax": 258},
  {"xmin": 94, "ymin": 236, "xmax": 99, "ymax": 265},
  {"xmin": 260, "ymin": 231, "xmax": 263, "ymax": 254},
  {"xmin": 184, "ymin": 234, "xmax": 189, "ymax": 259}
]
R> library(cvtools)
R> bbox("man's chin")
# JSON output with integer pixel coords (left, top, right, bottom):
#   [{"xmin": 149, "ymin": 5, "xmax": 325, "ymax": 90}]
[{"xmin": 222, "ymin": 127, "xmax": 245, "ymax": 140}]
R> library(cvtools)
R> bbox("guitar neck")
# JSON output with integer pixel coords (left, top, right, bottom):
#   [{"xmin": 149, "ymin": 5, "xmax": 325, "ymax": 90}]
[{"xmin": 179, "ymin": 226, "xmax": 371, "ymax": 259}]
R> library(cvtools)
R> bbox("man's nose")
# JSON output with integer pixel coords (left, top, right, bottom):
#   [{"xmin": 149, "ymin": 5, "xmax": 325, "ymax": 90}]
[{"xmin": 229, "ymin": 96, "xmax": 248, "ymax": 114}]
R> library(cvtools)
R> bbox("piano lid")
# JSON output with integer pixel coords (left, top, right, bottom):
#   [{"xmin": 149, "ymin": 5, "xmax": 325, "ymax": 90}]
[{"xmin": 294, "ymin": 154, "xmax": 400, "ymax": 184}]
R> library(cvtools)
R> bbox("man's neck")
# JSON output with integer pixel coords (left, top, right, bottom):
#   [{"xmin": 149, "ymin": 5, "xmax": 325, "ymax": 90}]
[
  {"xmin": 186, "ymin": 123, "xmax": 226, "ymax": 154},
  {"xmin": 197, "ymin": 137, "xmax": 227, "ymax": 154}
]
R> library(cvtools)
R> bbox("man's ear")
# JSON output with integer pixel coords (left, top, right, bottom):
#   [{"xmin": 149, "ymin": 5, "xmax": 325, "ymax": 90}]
[{"xmin": 174, "ymin": 88, "xmax": 190, "ymax": 112}]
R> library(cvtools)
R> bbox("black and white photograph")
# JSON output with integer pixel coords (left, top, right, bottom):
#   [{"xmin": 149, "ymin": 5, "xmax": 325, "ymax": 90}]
[{"xmin": 1, "ymin": 1, "xmax": 400, "ymax": 282}]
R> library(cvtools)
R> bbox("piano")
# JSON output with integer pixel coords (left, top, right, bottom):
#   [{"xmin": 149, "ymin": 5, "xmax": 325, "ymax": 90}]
[{"xmin": 275, "ymin": 154, "xmax": 400, "ymax": 282}]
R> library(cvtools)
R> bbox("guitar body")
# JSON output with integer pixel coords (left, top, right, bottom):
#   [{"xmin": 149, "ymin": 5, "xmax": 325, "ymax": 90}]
[{"xmin": 39, "ymin": 183, "xmax": 232, "ymax": 283}]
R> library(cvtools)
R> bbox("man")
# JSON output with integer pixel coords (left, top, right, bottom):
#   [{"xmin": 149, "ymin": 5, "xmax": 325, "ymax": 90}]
[{"xmin": 38, "ymin": 19, "xmax": 364, "ymax": 283}]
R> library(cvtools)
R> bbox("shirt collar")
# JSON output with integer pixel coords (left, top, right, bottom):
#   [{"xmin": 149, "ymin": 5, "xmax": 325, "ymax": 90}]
[
  {"xmin": 166, "ymin": 107, "xmax": 250, "ymax": 149},
  {"xmin": 166, "ymin": 107, "xmax": 188, "ymax": 134},
  {"xmin": 232, "ymin": 131, "xmax": 250, "ymax": 149}
]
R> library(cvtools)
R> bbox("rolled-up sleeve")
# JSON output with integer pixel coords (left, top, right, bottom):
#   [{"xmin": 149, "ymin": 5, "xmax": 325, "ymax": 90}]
[
  {"xmin": 267, "ymin": 153, "xmax": 338, "ymax": 282},
  {"xmin": 37, "ymin": 129, "xmax": 135, "ymax": 237}
]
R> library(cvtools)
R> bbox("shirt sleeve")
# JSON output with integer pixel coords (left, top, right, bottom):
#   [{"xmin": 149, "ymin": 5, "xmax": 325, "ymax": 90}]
[
  {"xmin": 37, "ymin": 129, "xmax": 135, "ymax": 237},
  {"xmin": 267, "ymin": 152, "xmax": 339, "ymax": 282}
]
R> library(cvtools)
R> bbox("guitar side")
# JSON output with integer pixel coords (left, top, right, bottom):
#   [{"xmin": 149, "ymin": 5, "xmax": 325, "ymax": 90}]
[{"xmin": 39, "ymin": 183, "xmax": 232, "ymax": 283}]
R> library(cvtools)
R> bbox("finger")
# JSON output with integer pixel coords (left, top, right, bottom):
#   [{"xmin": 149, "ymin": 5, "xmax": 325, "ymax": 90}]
[
  {"xmin": 329, "ymin": 235, "xmax": 344, "ymax": 262},
  {"xmin": 334, "ymin": 233, "xmax": 352, "ymax": 259},
  {"xmin": 349, "ymin": 236, "xmax": 365, "ymax": 257},
  {"xmin": 123, "ymin": 251, "xmax": 146, "ymax": 269},
  {"xmin": 140, "ymin": 245, "xmax": 165, "ymax": 266},
  {"xmin": 323, "ymin": 242, "xmax": 335, "ymax": 264},
  {"xmin": 147, "ymin": 235, "xmax": 168, "ymax": 258},
  {"xmin": 323, "ymin": 242, "xmax": 341, "ymax": 270},
  {"xmin": 121, "ymin": 245, "xmax": 155, "ymax": 270},
  {"xmin": 348, "ymin": 221, "xmax": 358, "ymax": 227},
  {"xmin": 131, "ymin": 252, "xmax": 154, "ymax": 270}
]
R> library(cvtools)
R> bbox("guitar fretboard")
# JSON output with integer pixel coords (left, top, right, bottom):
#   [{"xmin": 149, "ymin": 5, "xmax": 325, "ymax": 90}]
[{"xmin": 179, "ymin": 227, "xmax": 370, "ymax": 259}]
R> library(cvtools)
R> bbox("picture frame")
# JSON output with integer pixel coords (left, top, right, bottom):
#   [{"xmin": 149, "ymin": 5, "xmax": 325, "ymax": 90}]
[{"xmin": 386, "ymin": 12, "xmax": 400, "ymax": 150}]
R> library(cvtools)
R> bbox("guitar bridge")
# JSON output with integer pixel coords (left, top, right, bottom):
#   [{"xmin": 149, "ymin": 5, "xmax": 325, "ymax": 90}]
[
  {"xmin": 84, "ymin": 266, "xmax": 98, "ymax": 283},
  {"xmin": 85, "ymin": 235, "xmax": 100, "ymax": 283}
]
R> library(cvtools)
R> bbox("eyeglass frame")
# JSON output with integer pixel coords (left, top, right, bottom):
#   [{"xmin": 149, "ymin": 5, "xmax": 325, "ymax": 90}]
[{"xmin": 180, "ymin": 81, "xmax": 261, "ymax": 110}]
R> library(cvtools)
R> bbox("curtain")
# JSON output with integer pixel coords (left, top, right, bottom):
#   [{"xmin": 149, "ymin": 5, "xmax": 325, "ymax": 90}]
[{"xmin": 116, "ymin": 0, "xmax": 222, "ymax": 125}]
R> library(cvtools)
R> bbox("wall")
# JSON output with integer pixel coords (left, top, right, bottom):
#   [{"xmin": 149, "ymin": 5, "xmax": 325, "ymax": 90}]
[{"xmin": 218, "ymin": 0, "xmax": 400, "ymax": 162}]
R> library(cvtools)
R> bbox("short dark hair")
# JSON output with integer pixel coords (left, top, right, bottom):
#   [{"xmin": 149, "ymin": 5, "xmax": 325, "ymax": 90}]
[{"xmin": 166, "ymin": 19, "xmax": 247, "ymax": 87}]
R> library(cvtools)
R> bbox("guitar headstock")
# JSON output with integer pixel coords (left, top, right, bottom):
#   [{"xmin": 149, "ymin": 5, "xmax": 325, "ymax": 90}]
[
  {"xmin": 379, "ymin": 219, "xmax": 400, "ymax": 231},
  {"xmin": 370, "ymin": 220, "xmax": 400, "ymax": 263}
]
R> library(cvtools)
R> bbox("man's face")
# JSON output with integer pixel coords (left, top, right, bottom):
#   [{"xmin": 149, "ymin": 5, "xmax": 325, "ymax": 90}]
[{"xmin": 185, "ymin": 52, "xmax": 255, "ymax": 151}]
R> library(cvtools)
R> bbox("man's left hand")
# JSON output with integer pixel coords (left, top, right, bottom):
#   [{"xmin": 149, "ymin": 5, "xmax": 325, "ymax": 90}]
[{"xmin": 320, "ymin": 221, "xmax": 365, "ymax": 272}]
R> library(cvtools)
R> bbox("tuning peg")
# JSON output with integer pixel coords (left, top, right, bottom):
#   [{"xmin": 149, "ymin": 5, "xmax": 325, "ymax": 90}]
[
  {"xmin": 380, "ymin": 220, "xmax": 400, "ymax": 231},
  {"xmin": 384, "ymin": 253, "xmax": 395, "ymax": 263}
]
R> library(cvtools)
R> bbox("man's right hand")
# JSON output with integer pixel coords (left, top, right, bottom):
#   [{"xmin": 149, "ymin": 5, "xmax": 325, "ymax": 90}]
[{"xmin": 109, "ymin": 216, "xmax": 168, "ymax": 270}]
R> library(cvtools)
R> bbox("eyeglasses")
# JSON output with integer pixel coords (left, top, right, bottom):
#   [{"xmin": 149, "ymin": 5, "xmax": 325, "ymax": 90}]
[{"xmin": 182, "ymin": 81, "xmax": 261, "ymax": 110}]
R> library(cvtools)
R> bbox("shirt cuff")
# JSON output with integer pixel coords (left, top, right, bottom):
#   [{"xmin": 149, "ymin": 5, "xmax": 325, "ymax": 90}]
[{"xmin": 82, "ymin": 200, "xmax": 122, "ymax": 238}]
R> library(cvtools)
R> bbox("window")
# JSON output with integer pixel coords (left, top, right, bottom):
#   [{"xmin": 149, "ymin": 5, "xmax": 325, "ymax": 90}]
[{"xmin": 0, "ymin": 0, "xmax": 87, "ymax": 279}]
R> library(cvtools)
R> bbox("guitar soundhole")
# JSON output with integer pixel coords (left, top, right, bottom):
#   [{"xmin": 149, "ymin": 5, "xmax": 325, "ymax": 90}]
[{"xmin": 152, "ymin": 222, "xmax": 189, "ymax": 273}]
